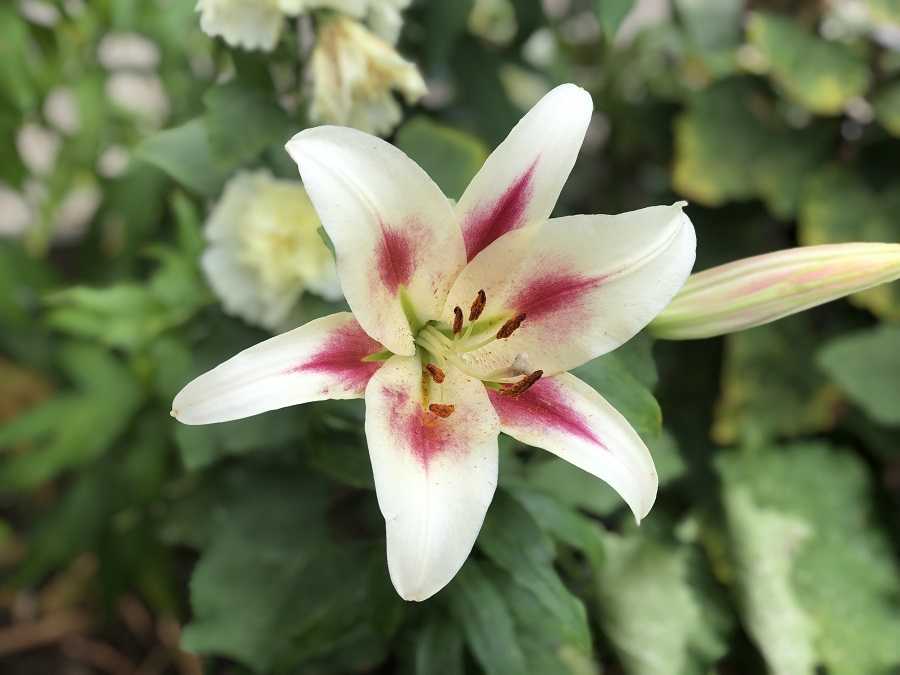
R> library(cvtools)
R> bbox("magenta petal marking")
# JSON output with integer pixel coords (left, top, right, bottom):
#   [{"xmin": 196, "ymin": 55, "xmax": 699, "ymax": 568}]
[
  {"xmin": 463, "ymin": 161, "xmax": 537, "ymax": 261},
  {"xmin": 289, "ymin": 321, "xmax": 383, "ymax": 393},
  {"xmin": 383, "ymin": 387, "xmax": 457, "ymax": 467},
  {"xmin": 376, "ymin": 224, "xmax": 416, "ymax": 294},
  {"xmin": 509, "ymin": 272, "xmax": 605, "ymax": 321},
  {"xmin": 488, "ymin": 379, "xmax": 606, "ymax": 449}
]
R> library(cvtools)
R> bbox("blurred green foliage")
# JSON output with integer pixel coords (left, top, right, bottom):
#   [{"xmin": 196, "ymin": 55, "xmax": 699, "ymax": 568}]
[{"xmin": 2, "ymin": 1, "xmax": 900, "ymax": 674}]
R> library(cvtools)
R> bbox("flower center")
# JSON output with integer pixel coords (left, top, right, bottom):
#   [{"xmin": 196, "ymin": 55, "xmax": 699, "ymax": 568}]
[{"xmin": 413, "ymin": 290, "xmax": 543, "ymax": 416}]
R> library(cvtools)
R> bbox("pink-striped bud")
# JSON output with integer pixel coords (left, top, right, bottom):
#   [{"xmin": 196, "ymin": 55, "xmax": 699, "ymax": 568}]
[{"xmin": 651, "ymin": 243, "xmax": 900, "ymax": 339}]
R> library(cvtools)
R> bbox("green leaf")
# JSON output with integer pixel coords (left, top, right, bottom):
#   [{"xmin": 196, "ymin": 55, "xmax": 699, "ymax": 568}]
[
  {"xmin": 747, "ymin": 12, "xmax": 871, "ymax": 115},
  {"xmin": 873, "ymin": 80, "xmax": 900, "ymax": 137},
  {"xmin": 673, "ymin": 79, "xmax": 829, "ymax": 217},
  {"xmin": 16, "ymin": 421, "xmax": 170, "ymax": 587},
  {"xmin": 720, "ymin": 486, "xmax": 816, "ymax": 675},
  {"xmin": 512, "ymin": 430, "xmax": 685, "ymax": 520},
  {"xmin": 799, "ymin": 165, "xmax": 900, "ymax": 319},
  {"xmin": 572, "ymin": 350, "xmax": 662, "ymax": 440},
  {"xmin": 424, "ymin": 0, "xmax": 475, "ymax": 66},
  {"xmin": 136, "ymin": 119, "xmax": 231, "ymax": 197},
  {"xmin": 413, "ymin": 612, "xmax": 465, "ymax": 675},
  {"xmin": 675, "ymin": 0, "xmax": 742, "ymax": 52},
  {"xmin": 717, "ymin": 444, "xmax": 900, "ymax": 675},
  {"xmin": 508, "ymin": 487, "xmax": 606, "ymax": 563},
  {"xmin": 817, "ymin": 324, "xmax": 900, "ymax": 426},
  {"xmin": 46, "ymin": 284, "xmax": 169, "ymax": 351},
  {"xmin": 446, "ymin": 559, "xmax": 529, "ymax": 675},
  {"xmin": 478, "ymin": 493, "xmax": 595, "ymax": 675},
  {"xmin": 613, "ymin": 332, "xmax": 659, "ymax": 391},
  {"xmin": 174, "ymin": 408, "xmax": 306, "ymax": 471},
  {"xmin": 713, "ymin": 315, "xmax": 838, "ymax": 446},
  {"xmin": 673, "ymin": 81, "xmax": 760, "ymax": 207},
  {"xmin": 594, "ymin": 530, "xmax": 730, "ymax": 675},
  {"xmin": 0, "ymin": 6, "xmax": 37, "ymax": 111},
  {"xmin": 182, "ymin": 462, "xmax": 400, "ymax": 672},
  {"xmin": 203, "ymin": 81, "xmax": 293, "ymax": 167},
  {"xmin": 45, "ymin": 248, "xmax": 208, "ymax": 353},
  {"xmin": 305, "ymin": 434, "xmax": 374, "ymax": 489},
  {"xmin": 0, "ymin": 344, "xmax": 143, "ymax": 491},
  {"xmin": 594, "ymin": 0, "xmax": 634, "ymax": 41},
  {"xmin": 395, "ymin": 116, "xmax": 488, "ymax": 200}
]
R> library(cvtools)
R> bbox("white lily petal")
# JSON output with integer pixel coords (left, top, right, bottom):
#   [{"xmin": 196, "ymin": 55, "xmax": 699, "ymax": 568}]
[
  {"xmin": 489, "ymin": 372, "xmax": 657, "ymax": 521},
  {"xmin": 445, "ymin": 202, "xmax": 696, "ymax": 376},
  {"xmin": 172, "ymin": 312, "xmax": 383, "ymax": 425},
  {"xmin": 286, "ymin": 126, "xmax": 466, "ymax": 356},
  {"xmin": 365, "ymin": 355, "xmax": 500, "ymax": 601},
  {"xmin": 456, "ymin": 83, "xmax": 593, "ymax": 261}
]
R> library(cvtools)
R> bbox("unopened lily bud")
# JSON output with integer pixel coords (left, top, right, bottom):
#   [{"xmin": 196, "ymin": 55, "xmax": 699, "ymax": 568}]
[
  {"xmin": 651, "ymin": 243, "xmax": 900, "ymax": 339},
  {"xmin": 309, "ymin": 16, "xmax": 426, "ymax": 136}
]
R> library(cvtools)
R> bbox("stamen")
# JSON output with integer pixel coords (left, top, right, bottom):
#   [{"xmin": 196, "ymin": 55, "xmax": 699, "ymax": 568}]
[
  {"xmin": 499, "ymin": 370, "xmax": 543, "ymax": 397},
  {"xmin": 428, "ymin": 403, "xmax": 455, "ymax": 418},
  {"xmin": 469, "ymin": 289, "xmax": 487, "ymax": 322},
  {"xmin": 452, "ymin": 306, "xmax": 464, "ymax": 334},
  {"xmin": 425, "ymin": 363, "xmax": 445, "ymax": 383},
  {"xmin": 496, "ymin": 313, "xmax": 526, "ymax": 339}
]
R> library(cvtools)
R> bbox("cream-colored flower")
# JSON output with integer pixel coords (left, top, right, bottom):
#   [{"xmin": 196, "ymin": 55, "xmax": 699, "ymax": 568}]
[
  {"xmin": 309, "ymin": 16, "xmax": 426, "ymax": 136},
  {"xmin": 201, "ymin": 170, "xmax": 342, "ymax": 331},
  {"xmin": 365, "ymin": 0, "xmax": 411, "ymax": 44},
  {"xmin": 196, "ymin": 0, "xmax": 285, "ymax": 51},
  {"xmin": 196, "ymin": 0, "xmax": 410, "ymax": 52}
]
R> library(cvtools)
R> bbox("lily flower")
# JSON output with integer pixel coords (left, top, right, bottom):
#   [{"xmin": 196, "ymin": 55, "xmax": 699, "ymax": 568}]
[
  {"xmin": 172, "ymin": 84, "xmax": 697, "ymax": 601},
  {"xmin": 650, "ymin": 242, "xmax": 900, "ymax": 339}
]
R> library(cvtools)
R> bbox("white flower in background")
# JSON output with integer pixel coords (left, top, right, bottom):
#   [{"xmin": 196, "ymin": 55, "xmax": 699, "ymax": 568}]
[
  {"xmin": 310, "ymin": 16, "xmax": 426, "ymax": 136},
  {"xmin": 172, "ymin": 85, "xmax": 697, "ymax": 601},
  {"xmin": 364, "ymin": 0, "xmax": 411, "ymax": 44},
  {"xmin": 43, "ymin": 87, "xmax": 80, "ymax": 135},
  {"xmin": 196, "ymin": 0, "xmax": 286, "ymax": 51},
  {"xmin": 0, "ymin": 177, "xmax": 101, "ymax": 244},
  {"xmin": 97, "ymin": 32, "xmax": 161, "ymax": 70},
  {"xmin": 98, "ymin": 145, "xmax": 131, "ymax": 179},
  {"xmin": 16, "ymin": 123, "xmax": 61, "ymax": 177},
  {"xmin": 106, "ymin": 72, "xmax": 170, "ymax": 126},
  {"xmin": 0, "ymin": 183, "xmax": 31, "ymax": 238},
  {"xmin": 18, "ymin": 0, "xmax": 60, "ymax": 26},
  {"xmin": 201, "ymin": 170, "xmax": 341, "ymax": 331},
  {"xmin": 54, "ymin": 180, "xmax": 102, "ymax": 243},
  {"xmin": 195, "ymin": 0, "xmax": 409, "ymax": 51},
  {"xmin": 469, "ymin": 0, "xmax": 518, "ymax": 45}
]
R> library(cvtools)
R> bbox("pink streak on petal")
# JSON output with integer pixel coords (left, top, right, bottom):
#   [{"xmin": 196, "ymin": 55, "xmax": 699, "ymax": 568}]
[
  {"xmin": 376, "ymin": 222, "xmax": 417, "ymax": 294},
  {"xmin": 382, "ymin": 387, "xmax": 458, "ymax": 468},
  {"xmin": 463, "ymin": 161, "xmax": 538, "ymax": 261},
  {"xmin": 509, "ymin": 271, "xmax": 605, "ymax": 321},
  {"xmin": 289, "ymin": 320, "xmax": 383, "ymax": 393},
  {"xmin": 488, "ymin": 379, "xmax": 606, "ymax": 449}
]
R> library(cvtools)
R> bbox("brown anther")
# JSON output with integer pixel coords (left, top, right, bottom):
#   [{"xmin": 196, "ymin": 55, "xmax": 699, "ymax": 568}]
[
  {"xmin": 469, "ymin": 289, "xmax": 487, "ymax": 322},
  {"xmin": 425, "ymin": 363, "xmax": 445, "ymax": 383},
  {"xmin": 452, "ymin": 306, "xmax": 464, "ymax": 334},
  {"xmin": 499, "ymin": 370, "xmax": 543, "ymax": 397},
  {"xmin": 428, "ymin": 403, "xmax": 456, "ymax": 418},
  {"xmin": 496, "ymin": 313, "xmax": 526, "ymax": 339}
]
